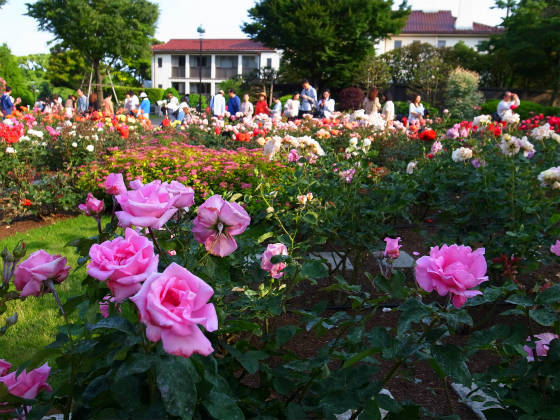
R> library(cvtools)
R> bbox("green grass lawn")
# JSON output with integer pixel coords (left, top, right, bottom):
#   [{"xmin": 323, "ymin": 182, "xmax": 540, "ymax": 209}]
[{"xmin": 0, "ymin": 216, "xmax": 101, "ymax": 365}]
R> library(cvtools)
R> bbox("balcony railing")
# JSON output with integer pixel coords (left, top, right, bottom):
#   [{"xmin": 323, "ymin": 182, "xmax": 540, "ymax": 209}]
[
  {"xmin": 215, "ymin": 68, "xmax": 238, "ymax": 80},
  {"xmin": 171, "ymin": 67, "xmax": 185, "ymax": 78},
  {"xmin": 189, "ymin": 67, "xmax": 211, "ymax": 79}
]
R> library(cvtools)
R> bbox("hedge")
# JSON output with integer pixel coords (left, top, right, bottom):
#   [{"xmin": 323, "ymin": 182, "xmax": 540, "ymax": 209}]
[
  {"xmin": 481, "ymin": 99, "xmax": 560, "ymax": 120},
  {"xmin": 102, "ymin": 86, "xmax": 165, "ymax": 104}
]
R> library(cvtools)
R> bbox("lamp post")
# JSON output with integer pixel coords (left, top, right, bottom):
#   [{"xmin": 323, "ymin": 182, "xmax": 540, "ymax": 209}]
[{"xmin": 197, "ymin": 25, "xmax": 205, "ymax": 112}]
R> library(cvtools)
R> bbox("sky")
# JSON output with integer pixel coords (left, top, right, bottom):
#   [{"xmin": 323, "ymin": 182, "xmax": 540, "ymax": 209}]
[{"xmin": 2, "ymin": 0, "xmax": 506, "ymax": 56}]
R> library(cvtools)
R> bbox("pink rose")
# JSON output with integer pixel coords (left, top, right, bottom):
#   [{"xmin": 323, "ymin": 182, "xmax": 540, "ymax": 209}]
[
  {"xmin": 384, "ymin": 237, "xmax": 401, "ymax": 259},
  {"xmin": 288, "ymin": 149, "xmax": 300, "ymax": 162},
  {"xmin": 104, "ymin": 173, "xmax": 127, "ymax": 195},
  {"xmin": 167, "ymin": 181, "xmax": 195, "ymax": 209},
  {"xmin": 550, "ymin": 240, "xmax": 560, "ymax": 256},
  {"xmin": 192, "ymin": 195, "xmax": 251, "ymax": 257},
  {"xmin": 415, "ymin": 244, "xmax": 488, "ymax": 308},
  {"xmin": 14, "ymin": 250, "xmax": 70, "ymax": 297},
  {"xmin": 129, "ymin": 179, "xmax": 144, "ymax": 190},
  {"xmin": 0, "ymin": 363, "xmax": 52, "ymax": 399},
  {"xmin": 116, "ymin": 180, "xmax": 178, "ymax": 229},
  {"xmin": 0, "ymin": 360, "xmax": 11, "ymax": 376},
  {"xmin": 524, "ymin": 333, "xmax": 559, "ymax": 361},
  {"xmin": 261, "ymin": 243, "xmax": 288, "ymax": 278},
  {"xmin": 130, "ymin": 263, "xmax": 218, "ymax": 358},
  {"xmin": 78, "ymin": 193, "xmax": 104, "ymax": 216},
  {"xmin": 87, "ymin": 228, "xmax": 159, "ymax": 302}
]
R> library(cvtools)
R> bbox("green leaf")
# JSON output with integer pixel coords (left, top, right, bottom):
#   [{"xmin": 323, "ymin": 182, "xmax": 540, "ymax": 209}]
[
  {"xmin": 376, "ymin": 393, "xmax": 402, "ymax": 413},
  {"xmin": 536, "ymin": 284, "xmax": 560, "ymax": 304},
  {"xmin": 506, "ymin": 294, "xmax": 534, "ymax": 307},
  {"xmin": 431, "ymin": 345, "xmax": 471, "ymax": 385},
  {"xmin": 257, "ymin": 232, "xmax": 275, "ymax": 244},
  {"xmin": 223, "ymin": 320, "xmax": 262, "ymax": 336},
  {"xmin": 275, "ymin": 325, "xmax": 298, "ymax": 346},
  {"xmin": 203, "ymin": 390, "xmax": 245, "ymax": 420},
  {"xmin": 89, "ymin": 316, "xmax": 135, "ymax": 335},
  {"xmin": 114, "ymin": 353, "xmax": 155, "ymax": 383},
  {"xmin": 236, "ymin": 351, "xmax": 269, "ymax": 374},
  {"xmin": 302, "ymin": 212, "xmax": 318, "ymax": 225},
  {"xmin": 156, "ymin": 357, "xmax": 197, "ymax": 420},
  {"xmin": 397, "ymin": 299, "xmax": 431, "ymax": 335},
  {"xmin": 302, "ymin": 260, "xmax": 328, "ymax": 279},
  {"xmin": 529, "ymin": 308, "xmax": 558, "ymax": 326},
  {"xmin": 343, "ymin": 347, "xmax": 380, "ymax": 369},
  {"xmin": 286, "ymin": 402, "xmax": 306, "ymax": 420}
]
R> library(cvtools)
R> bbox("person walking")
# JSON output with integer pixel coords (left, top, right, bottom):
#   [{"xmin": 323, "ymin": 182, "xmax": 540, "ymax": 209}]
[
  {"xmin": 284, "ymin": 93, "xmax": 300, "ymax": 120},
  {"xmin": 408, "ymin": 94, "xmax": 425, "ymax": 123},
  {"xmin": 317, "ymin": 89, "xmax": 335, "ymax": 118},
  {"xmin": 76, "ymin": 89, "xmax": 89, "ymax": 115},
  {"xmin": 102, "ymin": 94, "xmax": 114, "ymax": 116},
  {"xmin": 227, "ymin": 89, "xmax": 241, "ymax": 117},
  {"xmin": 138, "ymin": 92, "xmax": 150, "ymax": 118},
  {"xmin": 254, "ymin": 93, "xmax": 270, "ymax": 116},
  {"xmin": 381, "ymin": 91, "xmax": 395, "ymax": 124},
  {"xmin": 1, "ymin": 87, "xmax": 21, "ymax": 116},
  {"xmin": 211, "ymin": 89, "xmax": 226, "ymax": 117},
  {"xmin": 240, "ymin": 94, "xmax": 254, "ymax": 117},
  {"xmin": 299, "ymin": 79, "xmax": 317, "ymax": 118},
  {"xmin": 363, "ymin": 88, "xmax": 381, "ymax": 116}
]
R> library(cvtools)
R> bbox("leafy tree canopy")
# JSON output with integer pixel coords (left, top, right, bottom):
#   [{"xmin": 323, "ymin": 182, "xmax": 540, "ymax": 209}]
[
  {"xmin": 0, "ymin": 44, "xmax": 34, "ymax": 105},
  {"xmin": 242, "ymin": 0, "xmax": 410, "ymax": 89},
  {"xmin": 26, "ymin": 0, "xmax": 159, "ymax": 104},
  {"xmin": 483, "ymin": 0, "xmax": 560, "ymax": 104}
]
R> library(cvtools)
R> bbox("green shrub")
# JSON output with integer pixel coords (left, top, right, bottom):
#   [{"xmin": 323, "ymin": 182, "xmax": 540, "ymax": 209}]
[
  {"xmin": 163, "ymin": 87, "xmax": 179, "ymax": 100},
  {"xmin": 101, "ymin": 86, "xmax": 164, "ymax": 105},
  {"xmin": 445, "ymin": 68, "xmax": 483, "ymax": 121},
  {"xmin": 481, "ymin": 99, "xmax": 560, "ymax": 119},
  {"xmin": 188, "ymin": 94, "xmax": 208, "ymax": 110}
]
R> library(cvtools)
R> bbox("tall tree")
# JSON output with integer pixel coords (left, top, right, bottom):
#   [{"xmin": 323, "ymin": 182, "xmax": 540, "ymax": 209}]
[
  {"xmin": 242, "ymin": 0, "xmax": 409, "ymax": 89},
  {"xmin": 26, "ymin": 0, "xmax": 159, "ymax": 107},
  {"xmin": 46, "ymin": 46, "xmax": 89, "ymax": 89},
  {"xmin": 484, "ymin": 0, "xmax": 560, "ymax": 104},
  {"xmin": 0, "ymin": 44, "xmax": 34, "ymax": 105}
]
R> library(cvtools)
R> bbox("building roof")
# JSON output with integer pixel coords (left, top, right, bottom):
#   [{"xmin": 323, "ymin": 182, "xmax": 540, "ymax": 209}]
[
  {"xmin": 402, "ymin": 10, "xmax": 502, "ymax": 35},
  {"xmin": 152, "ymin": 39, "xmax": 275, "ymax": 53}
]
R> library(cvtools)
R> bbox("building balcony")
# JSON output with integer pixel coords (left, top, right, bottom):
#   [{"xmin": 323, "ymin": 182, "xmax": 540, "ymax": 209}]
[{"xmin": 189, "ymin": 67, "xmax": 211, "ymax": 79}]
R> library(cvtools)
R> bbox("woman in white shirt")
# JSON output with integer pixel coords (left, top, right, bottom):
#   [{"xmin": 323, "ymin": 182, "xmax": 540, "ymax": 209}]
[
  {"xmin": 381, "ymin": 92, "xmax": 395, "ymax": 124},
  {"xmin": 408, "ymin": 94, "xmax": 425, "ymax": 122},
  {"xmin": 363, "ymin": 88, "xmax": 381, "ymax": 116},
  {"xmin": 284, "ymin": 93, "xmax": 300, "ymax": 120}
]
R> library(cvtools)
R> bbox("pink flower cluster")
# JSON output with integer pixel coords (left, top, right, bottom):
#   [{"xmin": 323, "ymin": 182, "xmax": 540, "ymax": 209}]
[
  {"xmin": 0, "ymin": 360, "xmax": 52, "ymax": 400},
  {"xmin": 261, "ymin": 243, "xmax": 288, "ymax": 278},
  {"xmin": 192, "ymin": 194, "xmax": 251, "ymax": 257},
  {"xmin": 13, "ymin": 250, "xmax": 70, "ymax": 297},
  {"xmin": 523, "ymin": 333, "xmax": 559, "ymax": 361},
  {"xmin": 415, "ymin": 244, "xmax": 488, "ymax": 308}
]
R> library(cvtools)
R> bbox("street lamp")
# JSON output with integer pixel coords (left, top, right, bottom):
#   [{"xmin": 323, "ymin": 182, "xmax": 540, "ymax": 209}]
[{"xmin": 197, "ymin": 25, "xmax": 205, "ymax": 112}]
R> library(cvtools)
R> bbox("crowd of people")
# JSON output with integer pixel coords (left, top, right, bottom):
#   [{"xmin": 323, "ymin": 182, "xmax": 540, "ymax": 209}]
[{"xmin": 0, "ymin": 78, "xmax": 521, "ymax": 128}]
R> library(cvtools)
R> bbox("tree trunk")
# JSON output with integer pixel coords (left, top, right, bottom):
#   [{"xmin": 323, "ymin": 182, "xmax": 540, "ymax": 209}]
[{"xmin": 93, "ymin": 60, "xmax": 103, "ymax": 109}]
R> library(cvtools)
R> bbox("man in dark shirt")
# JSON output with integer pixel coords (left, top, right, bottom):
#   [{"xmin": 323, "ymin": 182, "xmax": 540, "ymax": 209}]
[{"xmin": 227, "ymin": 89, "xmax": 241, "ymax": 116}]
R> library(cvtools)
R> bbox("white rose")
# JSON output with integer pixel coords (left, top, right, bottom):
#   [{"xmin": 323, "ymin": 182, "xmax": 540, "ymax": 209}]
[
  {"xmin": 451, "ymin": 147, "xmax": 473, "ymax": 162},
  {"xmin": 72, "ymin": 142, "xmax": 78, "ymax": 148},
  {"xmin": 362, "ymin": 138, "xmax": 372, "ymax": 148},
  {"xmin": 349, "ymin": 138, "xmax": 358, "ymax": 147},
  {"xmin": 406, "ymin": 161, "xmax": 417, "ymax": 174},
  {"xmin": 5, "ymin": 147, "xmax": 16, "ymax": 154},
  {"xmin": 86, "ymin": 144, "xmax": 94, "ymax": 152}
]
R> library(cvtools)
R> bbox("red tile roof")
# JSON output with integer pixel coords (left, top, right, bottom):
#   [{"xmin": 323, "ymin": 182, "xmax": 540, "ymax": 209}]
[
  {"xmin": 152, "ymin": 39, "xmax": 275, "ymax": 53},
  {"xmin": 402, "ymin": 10, "xmax": 502, "ymax": 34}
]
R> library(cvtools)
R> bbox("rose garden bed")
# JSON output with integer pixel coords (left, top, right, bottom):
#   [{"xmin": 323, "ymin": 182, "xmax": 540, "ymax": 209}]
[{"xmin": 1, "ymin": 109, "xmax": 560, "ymax": 419}]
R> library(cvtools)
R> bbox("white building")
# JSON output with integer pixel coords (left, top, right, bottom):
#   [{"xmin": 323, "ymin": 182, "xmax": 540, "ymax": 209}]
[
  {"xmin": 151, "ymin": 39, "xmax": 281, "ymax": 96},
  {"xmin": 375, "ymin": 10, "xmax": 503, "ymax": 54}
]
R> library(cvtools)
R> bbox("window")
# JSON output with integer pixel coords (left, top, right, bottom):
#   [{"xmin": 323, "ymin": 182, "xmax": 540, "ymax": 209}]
[
  {"xmin": 171, "ymin": 55, "xmax": 185, "ymax": 78},
  {"xmin": 437, "ymin": 40, "xmax": 446, "ymax": 48},
  {"xmin": 189, "ymin": 55, "xmax": 211, "ymax": 78},
  {"xmin": 171, "ymin": 82, "xmax": 186, "ymax": 95},
  {"xmin": 266, "ymin": 58, "xmax": 272, "ymax": 68},
  {"xmin": 394, "ymin": 40, "xmax": 402, "ymax": 49},
  {"xmin": 242, "ymin": 55, "xmax": 259, "ymax": 76},
  {"xmin": 158, "ymin": 84, "xmax": 162, "ymax": 89},
  {"xmin": 189, "ymin": 82, "xmax": 211, "ymax": 95},
  {"xmin": 157, "ymin": 57, "xmax": 162, "ymax": 68},
  {"xmin": 215, "ymin": 55, "xmax": 238, "ymax": 79}
]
